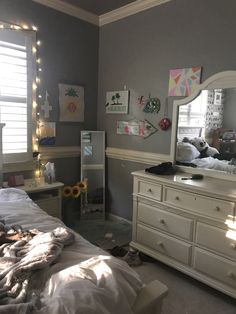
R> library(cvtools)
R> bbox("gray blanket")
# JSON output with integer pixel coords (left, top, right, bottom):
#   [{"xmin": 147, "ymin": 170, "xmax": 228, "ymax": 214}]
[{"xmin": 0, "ymin": 222, "xmax": 74, "ymax": 309}]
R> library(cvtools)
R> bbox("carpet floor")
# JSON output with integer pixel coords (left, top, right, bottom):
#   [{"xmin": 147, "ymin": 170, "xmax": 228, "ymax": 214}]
[{"xmin": 71, "ymin": 219, "xmax": 236, "ymax": 314}]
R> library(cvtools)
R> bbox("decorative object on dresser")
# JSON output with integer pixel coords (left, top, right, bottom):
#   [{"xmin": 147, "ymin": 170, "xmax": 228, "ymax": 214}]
[{"xmin": 131, "ymin": 170, "xmax": 236, "ymax": 298}]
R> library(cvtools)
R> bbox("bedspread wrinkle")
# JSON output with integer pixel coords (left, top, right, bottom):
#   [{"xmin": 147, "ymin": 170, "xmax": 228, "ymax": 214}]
[{"xmin": 0, "ymin": 222, "xmax": 74, "ymax": 307}]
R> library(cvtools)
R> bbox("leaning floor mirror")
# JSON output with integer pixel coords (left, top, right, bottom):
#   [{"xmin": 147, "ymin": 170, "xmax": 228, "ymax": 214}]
[
  {"xmin": 80, "ymin": 130, "xmax": 105, "ymax": 219},
  {"xmin": 170, "ymin": 71, "xmax": 236, "ymax": 180}
]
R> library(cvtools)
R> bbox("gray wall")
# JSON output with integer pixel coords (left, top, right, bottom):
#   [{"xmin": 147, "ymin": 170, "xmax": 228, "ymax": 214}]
[
  {"xmin": 98, "ymin": 0, "xmax": 236, "ymax": 220},
  {"xmin": 0, "ymin": 0, "xmax": 99, "ymax": 185}
]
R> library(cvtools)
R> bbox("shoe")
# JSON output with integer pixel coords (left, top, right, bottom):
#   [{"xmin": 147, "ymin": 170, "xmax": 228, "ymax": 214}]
[{"xmin": 122, "ymin": 248, "xmax": 142, "ymax": 266}]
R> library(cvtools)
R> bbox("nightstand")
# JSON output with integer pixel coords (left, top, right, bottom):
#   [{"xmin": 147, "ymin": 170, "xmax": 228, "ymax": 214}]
[{"xmin": 18, "ymin": 180, "xmax": 64, "ymax": 219}]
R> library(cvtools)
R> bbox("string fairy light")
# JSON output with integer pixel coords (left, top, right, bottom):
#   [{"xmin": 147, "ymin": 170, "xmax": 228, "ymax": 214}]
[{"xmin": 0, "ymin": 20, "xmax": 44, "ymax": 178}]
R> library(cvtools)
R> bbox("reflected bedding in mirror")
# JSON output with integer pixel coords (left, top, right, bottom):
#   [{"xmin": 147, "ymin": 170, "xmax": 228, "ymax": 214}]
[{"xmin": 176, "ymin": 88, "xmax": 236, "ymax": 173}]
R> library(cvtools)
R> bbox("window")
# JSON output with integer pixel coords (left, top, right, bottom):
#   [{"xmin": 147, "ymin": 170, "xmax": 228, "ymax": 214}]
[
  {"xmin": 0, "ymin": 28, "xmax": 36, "ymax": 164},
  {"xmin": 178, "ymin": 90, "xmax": 208, "ymax": 141}
]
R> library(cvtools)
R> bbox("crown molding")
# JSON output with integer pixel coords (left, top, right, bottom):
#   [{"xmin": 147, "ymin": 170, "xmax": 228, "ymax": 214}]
[
  {"xmin": 32, "ymin": 0, "xmax": 99, "ymax": 25},
  {"xmin": 99, "ymin": 0, "xmax": 171, "ymax": 26},
  {"xmin": 33, "ymin": 0, "xmax": 171, "ymax": 26},
  {"xmin": 106, "ymin": 147, "xmax": 171, "ymax": 165}
]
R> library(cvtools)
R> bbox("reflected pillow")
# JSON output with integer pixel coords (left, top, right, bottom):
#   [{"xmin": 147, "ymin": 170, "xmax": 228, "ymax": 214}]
[{"xmin": 176, "ymin": 142, "xmax": 200, "ymax": 162}]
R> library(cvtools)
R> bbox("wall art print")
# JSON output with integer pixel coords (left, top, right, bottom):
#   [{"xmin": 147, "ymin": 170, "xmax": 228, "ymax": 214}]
[
  {"xmin": 106, "ymin": 90, "xmax": 129, "ymax": 114},
  {"xmin": 168, "ymin": 67, "xmax": 202, "ymax": 96},
  {"xmin": 59, "ymin": 83, "xmax": 84, "ymax": 122},
  {"xmin": 38, "ymin": 122, "xmax": 56, "ymax": 146},
  {"xmin": 117, "ymin": 119, "xmax": 158, "ymax": 139}
]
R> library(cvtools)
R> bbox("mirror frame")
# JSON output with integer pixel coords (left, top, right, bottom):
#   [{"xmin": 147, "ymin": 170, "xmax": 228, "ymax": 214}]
[{"xmin": 170, "ymin": 70, "xmax": 236, "ymax": 180}]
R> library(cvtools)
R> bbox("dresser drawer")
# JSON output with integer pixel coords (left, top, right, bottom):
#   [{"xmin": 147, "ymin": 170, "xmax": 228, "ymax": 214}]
[
  {"xmin": 196, "ymin": 222, "xmax": 236, "ymax": 259},
  {"xmin": 138, "ymin": 180, "xmax": 162, "ymax": 201},
  {"xmin": 194, "ymin": 248, "xmax": 236, "ymax": 288},
  {"xmin": 137, "ymin": 224, "xmax": 191, "ymax": 265},
  {"xmin": 137, "ymin": 201, "xmax": 193, "ymax": 240},
  {"xmin": 164, "ymin": 187, "xmax": 234, "ymax": 220}
]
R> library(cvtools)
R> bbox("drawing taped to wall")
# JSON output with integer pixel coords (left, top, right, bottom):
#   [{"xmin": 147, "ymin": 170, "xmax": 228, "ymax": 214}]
[
  {"xmin": 117, "ymin": 119, "xmax": 158, "ymax": 138},
  {"xmin": 106, "ymin": 90, "xmax": 129, "ymax": 114},
  {"xmin": 38, "ymin": 122, "xmax": 56, "ymax": 145},
  {"xmin": 168, "ymin": 67, "xmax": 202, "ymax": 96},
  {"xmin": 59, "ymin": 83, "xmax": 84, "ymax": 122}
]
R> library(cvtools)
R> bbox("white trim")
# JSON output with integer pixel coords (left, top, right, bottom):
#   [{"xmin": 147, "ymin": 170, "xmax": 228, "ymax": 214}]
[
  {"xmin": 32, "ymin": 0, "xmax": 99, "ymax": 25},
  {"xmin": 32, "ymin": 0, "xmax": 171, "ymax": 26},
  {"xmin": 39, "ymin": 146, "xmax": 80, "ymax": 159},
  {"xmin": 3, "ymin": 160, "xmax": 35, "ymax": 173},
  {"xmin": 40, "ymin": 146, "xmax": 171, "ymax": 165},
  {"xmin": 107, "ymin": 213, "xmax": 132, "ymax": 225},
  {"xmin": 2, "ymin": 145, "xmax": 168, "ymax": 172},
  {"xmin": 106, "ymin": 147, "xmax": 171, "ymax": 165},
  {"xmin": 82, "ymin": 164, "xmax": 104, "ymax": 170},
  {"xmin": 99, "ymin": 0, "xmax": 171, "ymax": 26}
]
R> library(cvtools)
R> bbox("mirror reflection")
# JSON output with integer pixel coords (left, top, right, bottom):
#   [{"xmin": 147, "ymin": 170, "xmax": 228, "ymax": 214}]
[{"xmin": 176, "ymin": 88, "xmax": 236, "ymax": 173}]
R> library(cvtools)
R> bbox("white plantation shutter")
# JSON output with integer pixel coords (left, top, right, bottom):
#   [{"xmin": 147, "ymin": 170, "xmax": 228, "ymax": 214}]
[{"xmin": 0, "ymin": 29, "xmax": 35, "ymax": 163}]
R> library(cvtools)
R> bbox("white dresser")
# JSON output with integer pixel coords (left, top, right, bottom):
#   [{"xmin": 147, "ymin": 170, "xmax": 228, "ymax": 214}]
[{"xmin": 131, "ymin": 170, "xmax": 236, "ymax": 298}]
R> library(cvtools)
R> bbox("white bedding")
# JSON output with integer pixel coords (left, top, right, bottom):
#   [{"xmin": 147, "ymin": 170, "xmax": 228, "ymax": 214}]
[
  {"xmin": 0, "ymin": 188, "xmax": 143, "ymax": 314},
  {"xmin": 191, "ymin": 156, "xmax": 236, "ymax": 172}
]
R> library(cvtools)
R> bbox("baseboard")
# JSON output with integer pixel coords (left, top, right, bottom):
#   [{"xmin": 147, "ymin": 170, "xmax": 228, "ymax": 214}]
[{"xmin": 107, "ymin": 213, "xmax": 132, "ymax": 225}]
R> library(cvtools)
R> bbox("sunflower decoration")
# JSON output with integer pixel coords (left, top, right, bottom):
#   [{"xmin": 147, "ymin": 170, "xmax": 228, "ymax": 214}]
[
  {"xmin": 77, "ymin": 180, "xmax": 88, "ymax": 192},
  {"xmin": 62, "ymin": 186, "xmax": 72, "ymax": 197},
  {"xmin": 71, "ymin": 186, "xmax": 81, "ymax": 198}
]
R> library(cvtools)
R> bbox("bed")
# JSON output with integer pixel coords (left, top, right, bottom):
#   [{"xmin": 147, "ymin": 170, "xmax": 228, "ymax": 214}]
[{"xmin": 0, "ymin": 188, "xmax": 167, "ymax": 314}]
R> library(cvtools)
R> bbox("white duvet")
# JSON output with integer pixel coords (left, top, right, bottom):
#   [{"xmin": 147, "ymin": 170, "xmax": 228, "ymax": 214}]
[
  {"xmin": 191, "ymin": 156, "xmax": 236, "ymax": 173},
  {"xmin": 0, "ymin": 188, "xmax": 143, "ymax": 314}
]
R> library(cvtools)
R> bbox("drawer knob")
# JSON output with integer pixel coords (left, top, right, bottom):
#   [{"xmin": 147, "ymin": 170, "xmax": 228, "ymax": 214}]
[
  {"xmin": 157, "ymin": 241, "xmax": 163, "ymax": 246},
  {"xmin": 215, "ymin": 206, "xmax": 220, "ymax": 211},
  {"xmin": 159, "ymin": 218, "xmax": 165, "ymax": 224},
  {"xmin": 230, "ymin": 243, "xmax": 236, "ymax": 249},
  {"xmin": 175, "ymin": 196, "xmax": 180, "ymax": 201},
  {"xmin": 147, "ymin": 188, "xmax": 152, "ymax": 193},
  {"xmin": 227, "ymin": 271, "xmax": 235, "ymax": 278}
]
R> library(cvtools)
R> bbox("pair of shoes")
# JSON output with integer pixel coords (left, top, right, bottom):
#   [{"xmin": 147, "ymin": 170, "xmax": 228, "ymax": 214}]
[
  {"xmin": 122, "ymin": 248, "xmax": 142, "ymax": 267},
  {"xmin": 108, "ymin": 245, "xmax": 128, "ymax": 257}
]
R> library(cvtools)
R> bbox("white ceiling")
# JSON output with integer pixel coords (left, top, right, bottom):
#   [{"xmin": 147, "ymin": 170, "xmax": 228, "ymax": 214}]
[{"xmin": 62, "ymin": 0, "xmax": 136, "ymax": 15}]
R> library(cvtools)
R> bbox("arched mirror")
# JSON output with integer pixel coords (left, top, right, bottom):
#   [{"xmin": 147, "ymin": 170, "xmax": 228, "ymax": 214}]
[{"xmin": 170, "ymin": 71, "xmax": 236, "ymax": 179}]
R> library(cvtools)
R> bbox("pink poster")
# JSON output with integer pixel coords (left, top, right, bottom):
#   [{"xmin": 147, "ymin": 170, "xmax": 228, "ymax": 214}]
[{"xmin": 168, "ymin": 67, "xmax": 202, "ymax": 96}]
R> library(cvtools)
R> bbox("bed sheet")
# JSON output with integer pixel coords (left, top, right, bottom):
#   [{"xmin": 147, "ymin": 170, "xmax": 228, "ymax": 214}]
[{"xmin": 0, "ymin": 188, "xmax": 143, "ymax": 314}]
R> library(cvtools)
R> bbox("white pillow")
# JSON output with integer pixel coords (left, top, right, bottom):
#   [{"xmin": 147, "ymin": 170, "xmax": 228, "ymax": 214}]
[{"xmin": 176, "ymin": 142, "xmax": 200, "ymax": 163}]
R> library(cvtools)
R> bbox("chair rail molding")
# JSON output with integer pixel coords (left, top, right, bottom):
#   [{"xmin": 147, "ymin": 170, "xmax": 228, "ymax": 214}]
[
  {"xmin": 40, "ymin": 146, "xmax": 81, "ymax": 160},
  {"xmin": 106, "ymin": 147, "xmax": 171, "ymax": 165}
]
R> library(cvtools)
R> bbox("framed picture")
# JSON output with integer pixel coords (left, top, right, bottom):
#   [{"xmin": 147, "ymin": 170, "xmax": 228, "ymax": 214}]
[
  {"xmin": 214, "ymin": 91, "xmax": 223, "ymax": 104},
  {"xmin": 38, "ymin": 122, "xmax": 56, "ymax": 146},
  {"xmin": 106, "ymin": 90, "xmax": 129, "ymax": 114},
  {"xmin": 59, "ymin": 83, "xmax": 84, "ymax": 122},
  {"xmin": 168, "ymin": 67, "xmax": 202, "ymax": 96}
]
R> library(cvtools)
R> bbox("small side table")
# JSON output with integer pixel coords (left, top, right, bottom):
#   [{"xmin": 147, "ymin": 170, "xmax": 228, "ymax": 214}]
[{"xmin": 18, "ymin": 180, "xmax": 64, "ymax": 219}]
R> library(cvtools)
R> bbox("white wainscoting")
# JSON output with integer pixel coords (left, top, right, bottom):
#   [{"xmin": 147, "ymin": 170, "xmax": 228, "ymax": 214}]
[
  {"xmin": 106, "ymin": 147, "xmax": 171, "ymax": 165},
  {"xmin": 40, "ymin": 146, "xmax": 171, "ymax": 165},
  {"xmin": 3, "ymin": 146, "xmax": 170, "ymax": 173}
]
